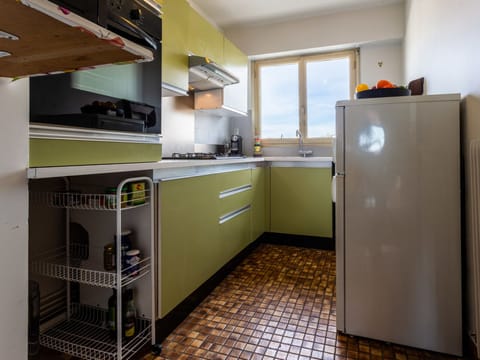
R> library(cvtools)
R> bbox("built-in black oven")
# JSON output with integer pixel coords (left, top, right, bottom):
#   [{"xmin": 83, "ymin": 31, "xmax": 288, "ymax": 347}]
[
  {"xmin": 30, "ymin": 0, "xmax": 163, "ymax": 134},
  {"xmin": 49, "ymin": 0, "xmax": 162, "ymax": 51}
]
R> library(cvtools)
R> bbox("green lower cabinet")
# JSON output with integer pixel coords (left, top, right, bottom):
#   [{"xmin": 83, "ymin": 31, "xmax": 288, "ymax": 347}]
[
  {"xmin": 159, "ymin": 174, "xmax": 220, "ymax": 317},
  {"xmin": 159, "ymin": 169, "xmax": 255, "ymax": 318},
  {"xmin": 251, "ymin": 167, "xmax": 266, "ymax": 241},
  {"xmin": 270, "ymin": 167, "xmax": 332, "ymax": 238}
]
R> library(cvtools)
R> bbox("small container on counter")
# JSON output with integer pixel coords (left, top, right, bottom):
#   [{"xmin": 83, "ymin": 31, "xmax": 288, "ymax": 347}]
[
  {"xmin": 125, "ymin": 249, "xmax": 141, "ymax": 276},
  {"xmin": 254, "ymin": 136, "xmax": 263, "ymax": 157}
]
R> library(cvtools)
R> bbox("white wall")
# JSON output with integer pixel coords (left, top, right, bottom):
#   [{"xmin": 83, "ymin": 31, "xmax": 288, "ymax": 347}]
[
  {"xmin": 403, "ymin": 0, "xmax": 480, "ymax": 352},
  {"xmin": 225, "ymin": 2, "xmax": 404, "ymax": 58},
  {"xmin": 360, "ymin": 41, "xmax": 404, "ymax": 88},
  {"xmin": 222, "ymin": 4, "xmax": 405, "ymax": 157},
  {"xmin": 0, "ymin": 78, "xmax": 29, "ymax": 359}
]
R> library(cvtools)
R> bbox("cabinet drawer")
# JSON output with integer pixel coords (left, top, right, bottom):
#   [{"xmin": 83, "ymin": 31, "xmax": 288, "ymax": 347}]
[
  {"xmin": 219, "ymin": 205, "xmax": 251, "ymax": 263},
  {"xmin": 219, "ymin": 184, "xmax": 252, "ymax": 215},
  {"xmin": 216, "ymin": 170, "xmax": 251, "ymax": 191}
]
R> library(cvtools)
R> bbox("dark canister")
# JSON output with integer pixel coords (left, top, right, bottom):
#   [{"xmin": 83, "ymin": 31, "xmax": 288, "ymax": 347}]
[
  {"xmin": 103, "ymin": 243, "xmax": 116, "ymax": 271},
  {"xmin": 114, "ymin": 229, "xmax": 132, "ymax": 270}
]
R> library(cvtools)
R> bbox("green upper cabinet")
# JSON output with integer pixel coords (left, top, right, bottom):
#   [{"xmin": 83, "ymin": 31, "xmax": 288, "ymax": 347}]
[
  {"xmin": 162, "ymin": 0, "xmax": 190, "ymax": 94},
  {"xmin": 222, "ymin": 37, "xmax": 248, "ymax": 114},
  {"xmin": 187, "ymin": 7, "xmax": 224, "ymax": 63},
  {"xmin": 161, "ymin": 1, "xmax": 248, "ymax": 109},
  {"xmin": 270, "ymin": 167, "xmax": 332, "ymax": 238}
]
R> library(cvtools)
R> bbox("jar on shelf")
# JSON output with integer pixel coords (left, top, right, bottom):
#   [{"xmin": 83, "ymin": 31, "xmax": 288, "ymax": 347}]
[
  {"xmin": 129, "ymin": 182, "xmax": 146, "ymax": 205},
  {"xmin": 105, "ymin": 186, "xmax": 129, "ymax": 208},
  {"xmin": 103, "ymin": 243, "xmax": 116, "ymax": 271},
  {"xmin": 113, "ymin": 230, "xmax": 132, "ymax": 270},
  {"xmin": 125, "ymin": 249, "xmax": 141, "ymax": 276},
  {"xmin": 123, "ymin": 288, "xmax": 136, "ymax": 338}
]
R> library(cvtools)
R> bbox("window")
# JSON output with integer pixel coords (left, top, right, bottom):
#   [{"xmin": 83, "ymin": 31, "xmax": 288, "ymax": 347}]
[{"xmin": 254, "ymin": 50, "xmax": 357, "ymax": 144}]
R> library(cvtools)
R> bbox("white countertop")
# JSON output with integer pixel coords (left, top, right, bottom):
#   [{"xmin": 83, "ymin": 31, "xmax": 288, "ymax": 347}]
[
  {"xmin": 27, "ymin": 156, "xmax": 333, "ymax": 179},
  {"xmin": 264, "ymin": 156, "xmax": 332, "ymax": 162}
]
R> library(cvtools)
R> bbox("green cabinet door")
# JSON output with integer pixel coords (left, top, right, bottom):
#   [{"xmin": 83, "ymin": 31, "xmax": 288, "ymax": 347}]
[
  {"xmin": 159, "ymin": 174, "xmax": 220, "ymax": 317},
  {"xmin": 270, "ymin": 167, "xmax": 332, "ymax": 238},
  {"xmin": 187, "ymin": 7, "xmax": 224, "ymax": 63},
  {"xmin": 222, "ymin": 37, "xmax": 248, "ymax": 113},
  {"xmin": 251, "ymin": 167, "xmax": 266, "ymax": 241},
  {"xmin": 162, "ymin": 0, "xmax": 189, "ymax": 93}
]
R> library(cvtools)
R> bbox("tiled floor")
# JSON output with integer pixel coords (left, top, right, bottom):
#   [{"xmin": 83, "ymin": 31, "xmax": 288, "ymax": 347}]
[{"xmin": 150, "ymin": 244, "xmax": 461, "ymax": 360}]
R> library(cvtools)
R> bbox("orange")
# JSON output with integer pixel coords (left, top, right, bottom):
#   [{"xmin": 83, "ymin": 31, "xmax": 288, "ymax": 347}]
[
  {"xmin": 377, "ymin": 79, "xmax": 394, "ymax": 89},
  {"xmin": 355, "ymin": 83, "xmax": 369, "ymax": 93}
]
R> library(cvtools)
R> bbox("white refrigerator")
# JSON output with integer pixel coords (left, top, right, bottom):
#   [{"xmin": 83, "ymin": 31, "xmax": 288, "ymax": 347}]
[{"xmin": 334, "ymin": 94, "xmax": 462, "ymax": 356}]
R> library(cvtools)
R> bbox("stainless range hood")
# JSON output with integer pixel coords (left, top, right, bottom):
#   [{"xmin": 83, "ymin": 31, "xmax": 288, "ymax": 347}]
[{"xmin": 189, "ymin": 55, "xmax": 239, "ymax": 91}]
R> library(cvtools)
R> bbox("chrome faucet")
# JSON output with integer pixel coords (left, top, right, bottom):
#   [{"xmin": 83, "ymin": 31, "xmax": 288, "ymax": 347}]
[
  {"xmin": 296, "ymin": 129, "xmax": 304, "ymax": 151},
  {"xmin": 296, "ymin": 129, "xmax": 313, "ymax": 157}
]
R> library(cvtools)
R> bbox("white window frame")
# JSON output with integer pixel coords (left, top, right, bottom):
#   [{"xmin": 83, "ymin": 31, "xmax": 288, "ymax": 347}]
[{"xmin": 253, "ymin": 49, "xmax": 358, "ymax": 146}]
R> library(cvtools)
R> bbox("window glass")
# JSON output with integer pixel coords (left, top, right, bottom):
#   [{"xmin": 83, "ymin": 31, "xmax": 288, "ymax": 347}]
[
  {"xmin": 254, "ymin": 50, "xmax": 355, "ymax": 143},
  {"xmin": 306, "ymin": 58, "xmax": 350, "ymax": 138},
  {"xmin": 259, "ymin": 62, "xmax": 299, "ymax": 139}
]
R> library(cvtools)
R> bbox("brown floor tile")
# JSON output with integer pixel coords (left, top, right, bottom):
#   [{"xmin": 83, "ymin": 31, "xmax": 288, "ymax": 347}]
[{"xmin": 149, "ymin": 244, "xmax": 464, "ymax": 360}]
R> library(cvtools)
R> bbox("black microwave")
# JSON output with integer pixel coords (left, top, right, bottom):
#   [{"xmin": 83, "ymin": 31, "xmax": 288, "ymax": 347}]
[{"xmin": 49, "ymin": 0, "xmax": 162, "ymax": 50}]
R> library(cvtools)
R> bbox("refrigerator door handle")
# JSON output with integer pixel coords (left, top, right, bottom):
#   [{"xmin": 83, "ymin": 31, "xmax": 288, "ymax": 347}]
[
  {"xmin": 333, "ymin": 172, "xmax": 345, "ymax": 203},
  {"xmin": 335, "ymin": 106, "xmax": 345, "ymax": 173},
  {"xmin": 332, "ymin": 175, "xmax": 336, "ymax": 203},
  {"xmin": 335, "ymin": 172, "xmax": 345, "ymax": 332}
]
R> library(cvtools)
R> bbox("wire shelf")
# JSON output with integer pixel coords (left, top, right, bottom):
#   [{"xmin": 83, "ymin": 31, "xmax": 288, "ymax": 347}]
[
  {"xmin": 30, "ymin": 188, "xmax": 151, "ymax": 211},
  {"xmin": 30, "ymin": 247, "xmax": 151, "ymax": 288},
  {"xmin": 40, "ymin": 304, "xmax": 151, "ymax": 360}
]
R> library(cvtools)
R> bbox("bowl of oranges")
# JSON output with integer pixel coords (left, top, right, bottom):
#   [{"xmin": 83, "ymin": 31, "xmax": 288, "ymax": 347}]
[{"xmin": 355, "ymin": 80, "xmax": 411, "ymax": 99}]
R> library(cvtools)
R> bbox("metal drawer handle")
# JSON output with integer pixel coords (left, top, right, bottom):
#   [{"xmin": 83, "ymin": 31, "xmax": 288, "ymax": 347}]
[
  {"xmin": 219, "ymin": 205, "xmax": 251, "ymax": 224},
  {"xmin": 219, "ymin": 184, "xmax": 252, "ymax": 199}
]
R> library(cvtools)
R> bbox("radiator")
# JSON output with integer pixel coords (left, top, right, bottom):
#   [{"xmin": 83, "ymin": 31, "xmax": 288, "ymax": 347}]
[{"xmin": 470, "ymin": 140, "xmax": 480, "ymax": 352}]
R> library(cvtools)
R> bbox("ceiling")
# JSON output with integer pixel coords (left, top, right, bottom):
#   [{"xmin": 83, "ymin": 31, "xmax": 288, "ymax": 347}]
[{"xmin": 188, "ymin": 0, "xmax": 403, "ymax": 28}]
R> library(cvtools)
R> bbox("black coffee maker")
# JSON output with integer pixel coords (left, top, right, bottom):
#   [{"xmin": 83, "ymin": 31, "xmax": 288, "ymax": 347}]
[{"xmin": 230, "ymin": 128, "xmax": 243, "ymax": 155}]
